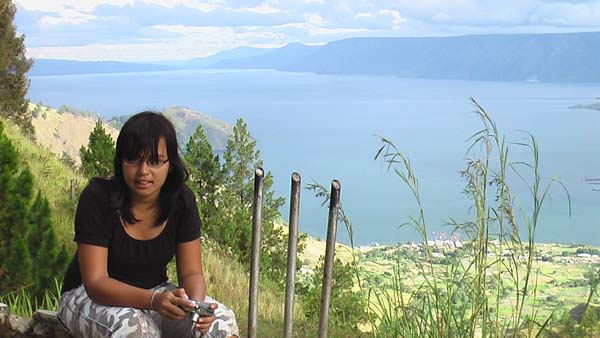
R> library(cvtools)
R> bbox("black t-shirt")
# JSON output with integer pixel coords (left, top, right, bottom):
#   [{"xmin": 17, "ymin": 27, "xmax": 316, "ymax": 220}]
[{"xmin": 61, "ymin": 180, "xmax": 201, "ymax": 294}]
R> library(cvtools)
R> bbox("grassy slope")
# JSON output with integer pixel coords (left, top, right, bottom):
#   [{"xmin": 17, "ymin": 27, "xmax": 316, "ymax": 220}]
[{"xmin": 29, "ymin": 103, "xmax": 119, "ymax": 166}]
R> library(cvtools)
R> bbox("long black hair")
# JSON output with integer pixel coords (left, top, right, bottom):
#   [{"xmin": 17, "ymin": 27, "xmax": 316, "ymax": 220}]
[{"xmin": 107, "ymin": 111, "xmax": 189, "ymax": 226}]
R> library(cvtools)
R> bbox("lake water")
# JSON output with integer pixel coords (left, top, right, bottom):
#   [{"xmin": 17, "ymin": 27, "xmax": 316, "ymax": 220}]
[{"xmin": 27, "ymin": 69, "xmax": 600, "ymax": 246}]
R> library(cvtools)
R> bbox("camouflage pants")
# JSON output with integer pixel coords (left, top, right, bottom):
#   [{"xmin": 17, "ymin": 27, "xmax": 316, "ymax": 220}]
[{"xmin": 57, "ymin": 283, "xmax": 239, "ymax": 338}]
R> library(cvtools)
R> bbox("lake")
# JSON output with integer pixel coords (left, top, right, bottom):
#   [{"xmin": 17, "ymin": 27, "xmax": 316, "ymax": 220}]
[{"xmin": 27, "ymin": 69, "xmax": 600, "ymax": 246}]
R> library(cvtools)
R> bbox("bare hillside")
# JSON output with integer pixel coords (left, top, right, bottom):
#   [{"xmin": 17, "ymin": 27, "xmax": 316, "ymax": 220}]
[{"xmin": 30, "ymin": 104, "xmax": 119, "ymax": 165}]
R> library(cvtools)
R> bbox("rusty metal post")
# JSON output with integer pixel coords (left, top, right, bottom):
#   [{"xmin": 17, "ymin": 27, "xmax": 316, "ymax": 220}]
[
  {"xmin": 317, "ymin": 180, "xmax": 341, "ymax": 338},
  {"xmin": 69, "ymin": 179, "xmax": 76, "ymax": 200},
  {"xmin": 248, "ymin": 167, "xmax": 264, "ymax": 338},
  {"xmin": 283, "ymin": 172, "xmax": 301, "ymax": 338}
]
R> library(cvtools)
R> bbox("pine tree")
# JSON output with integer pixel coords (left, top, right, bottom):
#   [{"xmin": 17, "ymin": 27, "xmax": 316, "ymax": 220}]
[
  {"xmin": 0, "ymin": 121, "xmax": 34, "ymax": 291},
  {"xmin": 217, "ymin": 118, "xmax": 302, "ymax": 286},
  {"xmin": 0, "ymin": 122, "xmax": 68, "ymax": 300},
  {"xmin": 0, "ymin": 0, "xmax": 34, "ymax": 137},
  {"xmin": 184, "ymin": 124, "xmax": 222, "ymax": 238},
  {"xmin": 80, "ymin": 119, "xmax": 115, "ymax": 178},
  {"xmin": 28, "ymin": 192, "xmax": 69, "ymax": 299}
]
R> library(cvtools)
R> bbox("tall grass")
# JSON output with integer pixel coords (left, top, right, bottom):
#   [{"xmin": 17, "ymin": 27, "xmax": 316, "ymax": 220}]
[
  {"xmin": 0, "ymin": 279, "xmax": 62, "ymax": 318},
  {"xmin": 365, "ymin": 98, "xmax": 571, "ymax": 337},
  {"xmin": 166, "ymin": 237, "xmax": 310, "ymax": 337}
]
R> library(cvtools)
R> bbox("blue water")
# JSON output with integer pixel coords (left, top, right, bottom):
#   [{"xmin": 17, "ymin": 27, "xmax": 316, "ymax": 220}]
[{"xmin": 27, "ymin": 69, "xmax": 600, "ymax": 246}]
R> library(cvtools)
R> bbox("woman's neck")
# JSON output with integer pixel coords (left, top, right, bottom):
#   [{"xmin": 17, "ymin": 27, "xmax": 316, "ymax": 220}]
[{"xmin": 129, "ymin": 197, "xmax": 159, "ymax": 221}]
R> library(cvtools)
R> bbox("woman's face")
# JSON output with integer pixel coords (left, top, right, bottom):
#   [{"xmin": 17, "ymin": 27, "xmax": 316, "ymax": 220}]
[{"xmin": 122, "ymin": 137, "xmax": 170, "ymax": 203}]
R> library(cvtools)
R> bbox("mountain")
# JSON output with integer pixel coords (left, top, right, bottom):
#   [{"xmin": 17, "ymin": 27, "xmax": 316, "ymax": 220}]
[
  {"xmin": 281, "ymin": 32, "xmax": 600, "ymax": 82},
  {"xmin": 183, "ymin": 46, "xmax": 274, "ymax": 68},
  {"xmin": 212, "ymin": 42, "xmax": 321, "ymax": 69},
  {"xmin": 29, "ymin": 47, "xmax": 273, "ymax": 75},
  {"xmin": 28, "ymin": 32, "xmax": 600, "ymax": 81},
  {"xmin": 29, "ymin": 59, "xmax": 172, "ymax": 76},
  {"xmin": 108, "ymin": 106, "xmax": 233, "ymax": 152}
]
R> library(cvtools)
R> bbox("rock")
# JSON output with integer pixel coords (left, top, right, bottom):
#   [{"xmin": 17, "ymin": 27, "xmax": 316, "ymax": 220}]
[
  {"xmin": 0, "ymin": 304, "xmax": 72, "ymax": 338},
  {"xmin": 9, "ymin": 314, "xmax": 30, "ymax": 333},
  {"xmin": 569, "ymin": 303, "xmax": 600, "ymax": 323},
  {"xmin": 1, "ymin": 303, "xmax": 8, "ymax": 324},
  {"xmin": 31, "ymin": 310, "xmax": 72, "ymax": 338}
]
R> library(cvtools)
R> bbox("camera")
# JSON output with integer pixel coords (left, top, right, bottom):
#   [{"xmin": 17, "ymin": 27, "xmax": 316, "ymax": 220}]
[{"xmin": 182, "ymin": 300, "xmax": 215, "ymax": 323}]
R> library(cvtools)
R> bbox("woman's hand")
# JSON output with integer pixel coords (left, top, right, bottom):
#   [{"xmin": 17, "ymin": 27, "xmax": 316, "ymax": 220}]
[
  {"xmin": 194, "ymin": 303, "xmax": 218, "ymax": 333},
  {"xmin": 152, "ymin": 288, "xmax": 192, "ymax": 320}
]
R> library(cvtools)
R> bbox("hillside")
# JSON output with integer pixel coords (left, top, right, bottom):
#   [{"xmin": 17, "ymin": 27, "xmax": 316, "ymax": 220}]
[
  {"xmin": 30, "ymin": 104, "xmax": 233, "ymax": 165},
  {"xmin": 107, "ymin": 106, "xmax": 233, "ymax": 152},
  {"xmin": 30, "ymin": 103, "xmax": 119, "ymax": 165}
]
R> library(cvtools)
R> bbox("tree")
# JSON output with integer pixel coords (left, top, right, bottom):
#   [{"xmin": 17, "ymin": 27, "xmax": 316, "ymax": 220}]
[
  {"xmin": 298, "ymin": 257, "xmax": 368, "ymax": 332},
  {"xmin": 27, "ymin": 192, "xmax": 70, "ymax": 299},
  {"xmin": 184, "ymin": 124, "xmax": 222, "ymax": 238},
  {"xmin": 0, "ymin": 121, "xmax": 69, "ymax": 301},
  {"xmin": 215, "ymin": 118, "xmax": 303, "ymax": 286},
  {"xmin": 0, "ymin": 0, "xmax": 34, "ymax": 137},
  {"xmin": 80, "ymin": 119, "xmax": 115, "ymax": 178}
]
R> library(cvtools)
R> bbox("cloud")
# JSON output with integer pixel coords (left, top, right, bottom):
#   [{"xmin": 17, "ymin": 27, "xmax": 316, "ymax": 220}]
[{"xmin": 14, "ymin": 0, "xmax": 600, "ymax": 61}]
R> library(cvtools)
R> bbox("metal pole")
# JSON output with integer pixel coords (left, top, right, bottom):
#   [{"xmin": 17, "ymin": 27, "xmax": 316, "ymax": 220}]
[
  {"xmin": 248, "ymin": 167, "xmax": 264, "ymax": 338},
  {"xmin": 283, "ymin": 172, "xmax": 301, "ymax": 338},
  {"xmin": 317, "ymin": 180, "xmax": 341, "ymax": 338}
]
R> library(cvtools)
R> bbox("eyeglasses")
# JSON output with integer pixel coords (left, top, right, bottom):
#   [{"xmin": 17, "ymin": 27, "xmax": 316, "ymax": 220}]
[{"xmin": 122, "ymin": 158, "xmax": 169, "ymax": 169}]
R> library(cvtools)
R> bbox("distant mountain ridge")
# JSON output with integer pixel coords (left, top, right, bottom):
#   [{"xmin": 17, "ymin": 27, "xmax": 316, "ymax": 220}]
[
  {"xmin": 29, "ymin": 59, "xmax": 172, "ymax": 76},
  {"xmin": 211, "ymin": 42, "xmax": 321, "ymax": 69},
  {"xmin": 281, "ymin": 32, "xmax": 600, "ymax": 82},
  {"xmin": 29, "ymin": 31, "xmax": 600, "ymax": 82}
]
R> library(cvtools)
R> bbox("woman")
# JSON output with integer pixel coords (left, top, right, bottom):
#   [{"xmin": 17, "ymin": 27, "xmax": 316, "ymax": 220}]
[{"xmin": 58, "ymin": 112, "xmax": 239, "ymax": 338}]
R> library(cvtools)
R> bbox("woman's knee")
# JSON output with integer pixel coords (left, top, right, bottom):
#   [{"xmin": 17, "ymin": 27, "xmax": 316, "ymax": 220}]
[
  {"xmin": 59, "ymin": 288, "xmax": 159, "ymax": 338},
  {"xmin": 111, "ymin": 308, "xmax": 160, "ymax": 338}
]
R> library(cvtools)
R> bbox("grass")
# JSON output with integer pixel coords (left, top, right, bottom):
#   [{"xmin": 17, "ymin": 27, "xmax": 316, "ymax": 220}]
[
  {"xmin": 0, "ymin": 279, "xmax": 62, "ymax": 318},
  {"xmin": 306, "ymin": 98, "xmax": 579, "ymax": 337},
  {"xmin": 371, "ymin": 98, "xmax": 579, "ymax": 337}
]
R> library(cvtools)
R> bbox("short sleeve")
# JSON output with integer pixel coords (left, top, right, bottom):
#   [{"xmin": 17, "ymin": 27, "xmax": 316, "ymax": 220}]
[
  {"xmin": 73, "ymin": 181, "xmax": 113, "ymax": 247},
  {"xmin": 176, "ymin": 185, "xmax": 201, "ymax": 243}
]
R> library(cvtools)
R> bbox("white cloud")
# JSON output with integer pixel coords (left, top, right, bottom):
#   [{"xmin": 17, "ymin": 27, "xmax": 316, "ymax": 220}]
[
  {"xmin": 16, "ymin": 0, "xmax": 600, "ymax": 61},
  {"xmin": 141, "ymin": 0, "xmax": 216, "ymax": 12},
  {"xmin": 378, "ymin": 9, "xmax": 407, "ymax": 26},
  {"xmin": 531, "ymin": 2, "xmax": 600, "ymax": 25},
  {"xmin": 27, "ymin": 24, "xmax": 288, "ymax": 61},
  {"xmin": 28, "ymin": 28, "xmax": 240, "ymax": 60},
  {"xmin": 304, "ymin": 13, "xmax": 325, "ymax": 25},
  {"xmin": 432, "ymin": 12, "xmax": 450, "ymax": 23},
  {"xmin": 245, "ymin": 4, "xmax": 282, "ymax": 14},
  {"xmin": 15, "ymin": 0, "xmax": 132, "ymax": 13}
]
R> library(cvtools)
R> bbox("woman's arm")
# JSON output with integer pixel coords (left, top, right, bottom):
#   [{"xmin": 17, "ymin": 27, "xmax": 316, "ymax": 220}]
[
  {"xmin": 78, "ymin": 243, "xmax": 189, "ymax": 319},
  {"xmin": 175, "ymin": 238, "xmax": 206, "ymax": 301}
]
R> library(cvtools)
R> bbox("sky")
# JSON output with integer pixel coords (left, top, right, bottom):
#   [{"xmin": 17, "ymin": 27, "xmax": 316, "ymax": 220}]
[{"xmin": 13, "ymin": 0, "xmax": 600, "ymax": 61}]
